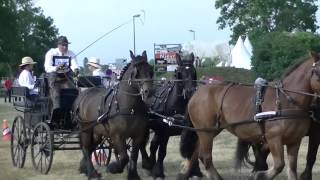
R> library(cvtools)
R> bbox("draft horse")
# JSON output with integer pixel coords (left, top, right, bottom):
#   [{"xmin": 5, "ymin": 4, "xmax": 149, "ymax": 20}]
[
  {"xmin": 140, "ymin": 52, "xmax": 199, "ymax": 179},
  {"xmin": 236, "ymin": 68, "xmax": 320, "ymax": 179},
  {"xmin": 74, "ymin": 50, "xmax": 153, "ymax": 180},
  {"xmin": 179, "ymin": 52, "xmax": 320, "ymax": 180}
]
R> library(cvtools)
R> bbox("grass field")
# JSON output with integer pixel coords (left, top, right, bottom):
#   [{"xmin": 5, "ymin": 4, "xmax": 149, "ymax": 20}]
[{"xmin": 1, "ymin": 97, "xmax": 320, "ymax": 180}]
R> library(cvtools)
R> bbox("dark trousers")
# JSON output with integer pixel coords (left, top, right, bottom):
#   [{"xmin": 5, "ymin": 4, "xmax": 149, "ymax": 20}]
[
  {"xmin": 4, "ymin": 89, "xmax": 11, "ymax": 103},
  {"xmin": 47, "ymin": 72, "xmax": 75, "ymax": 110}
]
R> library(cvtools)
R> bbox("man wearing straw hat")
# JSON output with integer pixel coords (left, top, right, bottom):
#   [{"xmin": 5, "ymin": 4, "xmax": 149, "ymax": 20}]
[
  {"xmin": 87, "ymin": 57, "xmax": 105, "ymax": 77},
  {"xmin": 18, "ymin": 56, "xmax": 39, "ymax": 100},
  {"xmin": 44, "ymin": 36, "xmax": 79, "ymax": 111},
  {"xmin": 87, "ymin": 57, "xmax": 114, "ymax": 87}
]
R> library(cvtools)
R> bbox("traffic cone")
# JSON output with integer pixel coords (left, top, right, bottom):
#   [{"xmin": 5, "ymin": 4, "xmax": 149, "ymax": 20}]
[{"xmin": 2, "ymin": 119, "xmax": 11, "ymax": 141}]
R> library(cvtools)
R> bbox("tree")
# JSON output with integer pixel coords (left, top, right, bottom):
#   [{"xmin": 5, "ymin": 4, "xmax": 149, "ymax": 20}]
[
  {"xmin": 0, "ymin": 0, "xmax": 59, "ymax": 77},
  {"xmin": 215, "ymin": 0, "xmax": 318, "ymax": 44},
  {"xmin": 251, "ymin": 31, "xmax": 320, "ymax": 80}
]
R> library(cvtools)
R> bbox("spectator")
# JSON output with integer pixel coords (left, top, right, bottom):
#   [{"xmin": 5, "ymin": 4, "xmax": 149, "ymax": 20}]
[
  {"xmin": 4, "ymin": 78, "xmax": 13, "ymax": 103},
  {"xmin": 18, "ymin": 56, "xmax": 39, "ymax": 100}
]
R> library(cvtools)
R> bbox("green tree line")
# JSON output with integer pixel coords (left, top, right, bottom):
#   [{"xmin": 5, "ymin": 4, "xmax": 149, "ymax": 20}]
[
  {"xmin": 215, "ymin": 0, "xmax": 320, "ymax": 80},
  {"xmin": 0, "ymin": 0, "xmax": 59, "ymax": 77}
]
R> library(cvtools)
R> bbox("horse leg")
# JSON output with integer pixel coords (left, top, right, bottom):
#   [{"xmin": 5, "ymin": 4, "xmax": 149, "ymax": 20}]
[
  {"xmin": 80, "ymin": 131, "xmax": 101, "ymax": 178},
  {"xmin": 177, "ymin": 144, "xmax": 200, "ymax": 180},
  {"xmin": 145, "ymin": 132, "xmax": 159, "ymax": 171},
  {"xmin": 107, "ymin": 137, "xmax": 129, "ymax": 174},
  {"xmin": 151, "ymin": 134, "xmax": 169, "ymax": 179},
  {"xmin": 252, "ymin": 143, "xmax": 269, "ymax": 172},
  {"xmin": 198, "ymin": 132, "xmax": 222, "ymax": 180},
  {"xmin": 254, "ymin": 137, "xmax": 284, "ymax": 180},
  {"xmin": 128, "ymin": 138, "xmax": 143, "ymax": 180},
  {"xmin": 286, "ymin": 140, "xmax": 302, "ymax": 180},
  {"xmin": 140, "ymin": 130, "xmax": 153, "ymax": 171},
  {"xmin": 300, "ymin": 134, "xmax": 319, "ymax": 180}
]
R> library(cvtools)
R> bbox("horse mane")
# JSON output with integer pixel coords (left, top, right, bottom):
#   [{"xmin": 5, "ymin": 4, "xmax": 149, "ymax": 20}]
[
  {"xmin": 119, "ymin": 62, "xmax": 131, "ymax": 81},
  {"xmin": 281, "ymin": 54, "xmax": 310, "ymax": 79}
]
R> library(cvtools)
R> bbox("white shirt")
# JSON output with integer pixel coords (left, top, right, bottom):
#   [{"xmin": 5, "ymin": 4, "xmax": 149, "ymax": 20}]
[
  {"xmin": 18, "ymin": 69, "xmax": 38, "ymax": 94},
  {"xmin": 44, "ymin": 48, "xmax": 79, "ymax": 73},
  {"xmin": 92, "ymin": 69, "xmax": 105, "ymax": 78}
]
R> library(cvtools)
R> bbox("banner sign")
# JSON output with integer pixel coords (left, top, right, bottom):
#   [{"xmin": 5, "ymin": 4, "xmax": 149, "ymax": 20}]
[{"xmin": 154, "ymin": 44, "xmax": 182, "ymax": 72}]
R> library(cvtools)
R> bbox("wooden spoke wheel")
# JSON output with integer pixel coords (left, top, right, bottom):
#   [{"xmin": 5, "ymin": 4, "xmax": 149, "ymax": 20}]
[
  {"xmin": 31, "ymin": 122, "xmax": 53, "ymax": 174},
  {"xmin": 93, "ymin": 139, "xmax": 112, "ymax": 166},
  {"xmin": 10, "ymin": 115, "xmax": 27, "ymax": 168}
]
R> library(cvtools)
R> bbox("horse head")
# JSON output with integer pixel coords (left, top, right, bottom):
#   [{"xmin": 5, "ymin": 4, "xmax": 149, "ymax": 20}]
[
  {"xmin": 310, "ymin": 52, "xmax": 320, "ymax": 94},
  {"xmin": 124, "ymin": 50, "xmax": 154, "ymax": 101},
  {"xmin": 175, "ymin": 52, "xmax": 197, "ymax": 99}
]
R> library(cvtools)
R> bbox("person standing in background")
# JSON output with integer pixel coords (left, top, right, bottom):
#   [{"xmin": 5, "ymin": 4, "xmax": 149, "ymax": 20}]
[{"xmin": 4, "ymin": 78, "xmax": 12, "ymax": 103}]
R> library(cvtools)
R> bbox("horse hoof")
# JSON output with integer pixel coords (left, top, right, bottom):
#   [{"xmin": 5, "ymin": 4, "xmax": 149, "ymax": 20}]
[
  {"xmin": 300, "ymin": 171, "xmax": 312, "ymax": 180},
  {"xmin": 190, "ymin": 176, "xmax": 202, "ymax": 180},
  {"xmin": 155, "ymin": 177, "xmax": 164, "ymax": 180},
  {"xmin": 253, "ymin": 172, "xmax": 268, "ymax": 180},
  {"xmin": 107, "ymin": 162, "xmax": 123, "ymax": 174},
  {"xmin": 176, "ymin": 173, "xmax": 188, "ymax": 180},
  {"xmin": 127, "ymin": 175, "xmax": 141, "ymax": 180},
  {"xmin": 141, "ymin": 159, "xmax": 153, "ymax": 171},
  {"xmin": 88, "ymin": 171, "xmax": 101, "ymax": 180}
]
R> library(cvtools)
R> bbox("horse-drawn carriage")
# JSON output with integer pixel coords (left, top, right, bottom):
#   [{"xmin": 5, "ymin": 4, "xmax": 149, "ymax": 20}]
[{"xmin": 9, "ymin": 73, "xmax": 112, "ymax": 174}]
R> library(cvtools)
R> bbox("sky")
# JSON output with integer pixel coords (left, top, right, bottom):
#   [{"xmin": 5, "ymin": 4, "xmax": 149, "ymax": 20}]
[{"xmin": 35, "ymin": 0, "xmax": 231, "ymax": 66}]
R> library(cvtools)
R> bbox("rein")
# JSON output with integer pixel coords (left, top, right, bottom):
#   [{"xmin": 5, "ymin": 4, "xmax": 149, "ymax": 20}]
[{"xmin": 153, "ymin": 109, "xmax": 310, "ymax": 132}]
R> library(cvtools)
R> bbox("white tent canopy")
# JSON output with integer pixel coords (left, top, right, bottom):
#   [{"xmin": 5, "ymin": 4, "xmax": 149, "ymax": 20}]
[
  {"xmin": 244, "ymin": 36, "xmax": 253, "ymax": 56},
  {"xmin": 230, "ymin": 36, "xmax": 252, "ymax": 69}
]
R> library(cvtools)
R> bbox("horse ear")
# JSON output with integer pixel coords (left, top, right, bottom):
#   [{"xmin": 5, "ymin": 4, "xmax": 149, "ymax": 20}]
[
  {"xmin": 130, "ymin": 50, "xmax": 135, "ymax": 60},
  {"xmin": 310, "ymin": 51, "xmax": 320, "ymax": 62},
  {"xmin": 142, "ymin": 50, "xmax": 147, "ymax": 61},
  {"xmin": 176, "ymin": 53, "xmax": 182, "ymax": 65}
]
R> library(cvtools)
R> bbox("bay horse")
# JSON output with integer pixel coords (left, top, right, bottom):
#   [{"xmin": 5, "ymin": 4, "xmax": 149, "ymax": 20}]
[
  {"xmin": 235, "ymin": 100, "xmax": 320, "ymax": 180},
  {"xmin": 140, "ymin": 52, "xmax": 199, "ymax": 179},
  {"xmin": 74, "ymin": 50, "xmax": 153, "ymax": 180},
  {"xmin": 178, "ymin": 52, "xmax": 320, "ymax": 180}
]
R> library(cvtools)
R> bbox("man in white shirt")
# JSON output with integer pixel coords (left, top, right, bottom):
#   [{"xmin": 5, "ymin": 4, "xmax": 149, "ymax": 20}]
[
  {"xmin": 18, "ymin": 57, "xmax": 39, "ymax": 100},
  {"xmin": 87, "ymin": 57, "xmax": 105, "ymax": 77},
  {"xmin": 44, "ymin": 36, "xmax": 79, "ymax": 110}
]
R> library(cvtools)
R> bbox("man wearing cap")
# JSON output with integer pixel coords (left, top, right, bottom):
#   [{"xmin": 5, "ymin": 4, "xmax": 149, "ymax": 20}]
[
  {"xmin": 44, "ymin": 36, "xmax": 79, "ymax": 110},
  {"xmin": 18, "ymin": 57, "xmax": 39, "ymax": 99}
]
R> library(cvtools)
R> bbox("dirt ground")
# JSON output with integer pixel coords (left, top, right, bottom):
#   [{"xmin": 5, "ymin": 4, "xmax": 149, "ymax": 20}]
[{"xmin": 1, "ymin": 97, "xmax": 320, "ymax": 180}]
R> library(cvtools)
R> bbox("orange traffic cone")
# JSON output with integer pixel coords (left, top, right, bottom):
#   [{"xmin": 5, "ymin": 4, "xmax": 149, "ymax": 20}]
[{"xmin": 2, "ymin": 119, "xmax": 11, "ymax": 141}]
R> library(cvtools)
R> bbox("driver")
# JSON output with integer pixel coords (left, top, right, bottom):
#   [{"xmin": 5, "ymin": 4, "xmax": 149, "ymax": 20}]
[{"xmin": 44, "ymin": 36, "xmax": 79, "ymax": 111}]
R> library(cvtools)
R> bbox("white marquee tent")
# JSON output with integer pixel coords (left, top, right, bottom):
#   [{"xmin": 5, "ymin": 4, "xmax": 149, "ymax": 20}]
[{"xmin": 230, "ymin": 36, "xmax": 252, "ymax": 69}]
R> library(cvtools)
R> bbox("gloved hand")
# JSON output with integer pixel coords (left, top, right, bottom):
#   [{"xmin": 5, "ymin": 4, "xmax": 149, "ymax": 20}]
[
  {"xmin": 56, "ymin": 64, "xmax": 65, "ymax": 70},
  {"xmin": 73, "ymin": 68, "xmax": 80, "ymax": 77}
]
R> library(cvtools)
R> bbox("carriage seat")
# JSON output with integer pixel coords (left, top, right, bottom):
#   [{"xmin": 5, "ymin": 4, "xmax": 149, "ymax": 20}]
[{"xmin": 11, "ymin": 87, "xmax": 48, "ymax": 109}]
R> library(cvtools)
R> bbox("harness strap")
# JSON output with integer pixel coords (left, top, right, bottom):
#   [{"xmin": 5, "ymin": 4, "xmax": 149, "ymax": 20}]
[
  {"xmin": 216, "ymin": 83, "xmax": 235, "ymax": 129},
  {"xmin": 154, "ymin": 109, "xmax": 310, "ymax": 133}
]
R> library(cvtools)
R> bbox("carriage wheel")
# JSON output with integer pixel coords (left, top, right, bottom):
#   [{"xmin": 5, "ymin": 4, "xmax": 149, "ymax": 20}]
[
  {"xmin": 31, "ymin": 122, "xmax": 53, "ymax": 174},
  {"xmin": 10, "ymin": 115, "xmax": 27, "ymax": 168},
  {"xmin": 93, "ymin": 139, "xmax": 112, "ymax": 166}
]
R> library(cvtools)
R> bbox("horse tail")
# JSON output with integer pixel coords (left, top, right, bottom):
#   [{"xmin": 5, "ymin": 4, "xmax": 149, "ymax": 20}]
[
  {"xmin": 180, "ymin": 112, "xmax": 198, "ymax": 159},
  {"xmin": 234, "ymin": 139, "xmax": 254, "ymax": 170}
]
